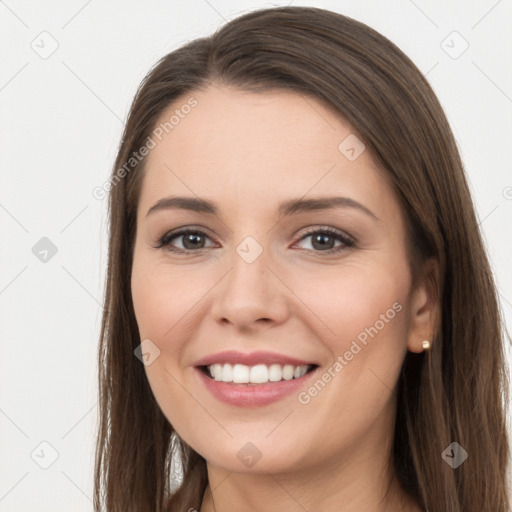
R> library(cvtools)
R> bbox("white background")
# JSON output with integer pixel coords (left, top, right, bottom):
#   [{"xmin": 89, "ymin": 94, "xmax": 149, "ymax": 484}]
[{"xmin": 1, "ymin": 1, "xmax": 511, "ymax": 510}]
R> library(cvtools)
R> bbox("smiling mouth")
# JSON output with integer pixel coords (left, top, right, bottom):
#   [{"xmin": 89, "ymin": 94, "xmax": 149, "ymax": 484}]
[{"xmin": 199, "ymin": 363, "xmax": 318, "ymax": 385}]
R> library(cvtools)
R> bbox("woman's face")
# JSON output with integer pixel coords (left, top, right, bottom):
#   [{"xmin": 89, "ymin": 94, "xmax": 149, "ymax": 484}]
[{"xmin": 131, "ymin": 85, "xmax": 431, "ymax": 475}]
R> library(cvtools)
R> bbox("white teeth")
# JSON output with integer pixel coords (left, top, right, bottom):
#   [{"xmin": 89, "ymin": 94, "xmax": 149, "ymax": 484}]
[
  {"xmin": 282, "ymin": 364, "xmax": 294, "ymax": 380},
  {"xmin": 250, "ymin": 364, "xmax": 268, "ymax": 383},
  {"xmin": 233, "ymin": 364, "xmax": 249, "ymax": 383},
  {"xmin": 210, "ymin": 364, "xmax": 221, "ymax": 380},
  {"xmin": 268, "ymin": 363, "xmax": 282, "ymax": 382},
  {"xmin": 221, "ymin": 363, "xmax": 233, "ymax": 382},
  {"xmin": 205, "ymin": 363, "xmax": 311, "ymax": 384}
]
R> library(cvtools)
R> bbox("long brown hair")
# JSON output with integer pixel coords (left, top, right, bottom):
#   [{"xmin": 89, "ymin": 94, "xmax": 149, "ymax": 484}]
[{"xmin": 94, "ymin": 6, "xmax": 510, "ymax": 511}]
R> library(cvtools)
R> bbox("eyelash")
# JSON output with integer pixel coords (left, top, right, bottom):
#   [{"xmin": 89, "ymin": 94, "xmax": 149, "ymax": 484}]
[{"xmin": 154, "ymin": 226, "xmax": 356, "ymax": 255}]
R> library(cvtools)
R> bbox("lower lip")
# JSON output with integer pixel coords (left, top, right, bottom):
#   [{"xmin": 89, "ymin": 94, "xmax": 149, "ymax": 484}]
[{"xmin": 195, "ymin": 366, "xmax": 318, "ymax": 407}]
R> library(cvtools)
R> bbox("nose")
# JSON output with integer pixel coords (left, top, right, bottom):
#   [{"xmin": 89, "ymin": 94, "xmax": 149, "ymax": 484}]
[{"xmin": 210, "ymin": 243, "xmax": 290, "ymax": 333}]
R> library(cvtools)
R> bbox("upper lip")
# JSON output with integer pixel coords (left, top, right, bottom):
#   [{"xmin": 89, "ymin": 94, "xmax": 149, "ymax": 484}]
[{"xmin": 193, "ymin": 350, "xmax": 316, "ymax": 367}]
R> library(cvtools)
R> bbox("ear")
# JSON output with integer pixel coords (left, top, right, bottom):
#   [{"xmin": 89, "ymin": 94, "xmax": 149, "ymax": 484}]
[{"xmin": 406, "ymin": 258, "xmax": 440, "ymax": 353}]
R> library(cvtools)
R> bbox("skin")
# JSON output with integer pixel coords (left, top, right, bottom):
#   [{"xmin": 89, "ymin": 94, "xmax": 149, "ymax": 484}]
[{"xmin": 130, "ymin": 84, "xmax": 436, "ymax": 512}]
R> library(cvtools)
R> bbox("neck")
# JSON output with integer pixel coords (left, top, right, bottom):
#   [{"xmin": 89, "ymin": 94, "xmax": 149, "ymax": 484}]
[{"xmin": 200, "ymin": 464, "xmax": 419, "ymax": 512}]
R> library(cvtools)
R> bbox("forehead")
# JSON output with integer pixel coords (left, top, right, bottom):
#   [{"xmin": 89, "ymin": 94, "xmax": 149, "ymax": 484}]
[
  {"xmin": 138, "ymin": 85, "xmax": 399, "ymax": 220},
  {"xmin": 150, "ymin": 85, "xmax": 354, "ymax": 163}
]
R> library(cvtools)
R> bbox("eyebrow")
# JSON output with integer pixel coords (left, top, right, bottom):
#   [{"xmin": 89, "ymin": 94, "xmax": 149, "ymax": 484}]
[{"xmin": 145, "ymin": 195, "xmax": 379, "ymax": 221}]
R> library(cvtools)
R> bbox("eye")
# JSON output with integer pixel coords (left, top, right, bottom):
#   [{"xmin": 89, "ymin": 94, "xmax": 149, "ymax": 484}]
[
  {"xmin": 154, "ymin": 228, "xmax": 216, "ymax": 253},
  {"xmin": 154, "ymin": 226, "xmax": 355, "ymax": 254},
  {"xmin": 293, "ymin": 226, "xmax": 355, "ymax": 253}
]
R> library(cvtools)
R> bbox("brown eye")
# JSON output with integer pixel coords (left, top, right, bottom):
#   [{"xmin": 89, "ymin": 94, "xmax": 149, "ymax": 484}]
[
  {"xmin": 295, "ymin": 227, "xmax": 355, "ymax": 253},
  {"xmin": 180, "ymin": 232, "xmax": 207, "ymax": 250},
  {"xmin": 310, "ymin": 233, "xmax": 337, "ymax": 250},
  {"xmin": 156, "ymin": 229, "xmax": 215, "ymax": 252}
]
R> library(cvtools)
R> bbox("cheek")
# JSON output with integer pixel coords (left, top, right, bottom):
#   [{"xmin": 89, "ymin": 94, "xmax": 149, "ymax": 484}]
[
  {"xmin": 305, "ymin": 262, "xmax": 409, "ymax": 344},
  {"xmin": 131, "ymin": 254, "xmax": 204, "ymax": 349},
  {"xmin": 130, "ymin": 258, "xmax": 205, "ymax": 435},
  {"xmin": 298, "ymin": 262, "xmax": 411, "ymax": 405},
  {"xmin": 130, "ymin": 255, "xmax": 218, "ymax": 424},
  {"xmin": 283, "ymin": 267, "xmax": 410, "ymax": 466}
]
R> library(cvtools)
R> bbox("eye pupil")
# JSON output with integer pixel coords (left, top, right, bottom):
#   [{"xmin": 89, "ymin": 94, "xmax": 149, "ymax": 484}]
[
  {"xmin": 183, "ymin": 233, "xmax": 205, "ymax": 250},
  {"xmin": 312, "ymin": 234, "xmax": 334, "ymax": 250}
]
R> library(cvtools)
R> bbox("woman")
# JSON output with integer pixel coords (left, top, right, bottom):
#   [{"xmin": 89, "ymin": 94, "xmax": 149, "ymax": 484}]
[{"xmin": 94, "ymin": 6, "xmax": 510, "ymax": 511}]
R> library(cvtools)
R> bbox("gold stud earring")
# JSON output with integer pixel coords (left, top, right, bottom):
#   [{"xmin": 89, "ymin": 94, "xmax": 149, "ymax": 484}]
[{"xmin": 422, "ymin": 340, "xmax": 431, "ymax": 351}]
